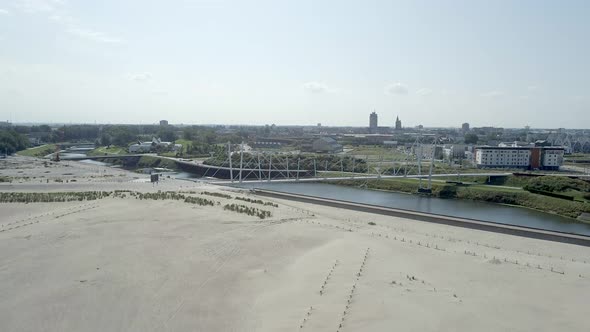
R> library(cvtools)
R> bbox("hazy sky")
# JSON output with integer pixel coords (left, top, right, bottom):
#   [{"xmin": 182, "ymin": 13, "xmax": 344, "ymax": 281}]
[{"xmin": 0, "ymin": 0, "xmax": 589, "ymax": 128}]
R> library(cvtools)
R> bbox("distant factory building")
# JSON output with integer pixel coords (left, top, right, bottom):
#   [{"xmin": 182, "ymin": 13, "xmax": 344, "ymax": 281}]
[
  {"xmin": 369, "ymin": 111, "xmax": 378, "ymax": 130},
  {"xmin": 160, "ymin": 120, "xmax": 169, "ymax": 126},
  {"xmin": 475, "ymin": 146, "xmax": 564, "ymax": 170},
  {"xmin": 395, "ymin": 116, "xmax": 402, "ymax": 130},
  {"xmin": 311, "ymin": 137, "xmax": 343, "ymax": 153},
  {"xmin": 462, "ymin": 122, "xmax": 470, "ymax": 132}
]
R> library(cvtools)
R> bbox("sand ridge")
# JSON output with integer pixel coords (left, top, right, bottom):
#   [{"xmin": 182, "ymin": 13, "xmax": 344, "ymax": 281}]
[{"xmin": 1, "ymin": 156, "xmax": 589, "ymax": 331}]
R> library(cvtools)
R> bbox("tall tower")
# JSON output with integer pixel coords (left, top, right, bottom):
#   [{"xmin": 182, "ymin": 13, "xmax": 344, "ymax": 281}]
[
  {"xmin": 369, "ymin": 111, "xmax": 378, "ymax": 130},
  {"xmin": 395, "ymin": 116, "xmax": 402, "ymax": 130},
  {"xmin": 462, "ymin": 122, "xmax": 470, "ymax": 132}
]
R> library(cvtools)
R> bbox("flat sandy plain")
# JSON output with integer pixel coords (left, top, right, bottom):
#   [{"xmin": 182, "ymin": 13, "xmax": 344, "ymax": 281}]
[{"xmin": 1, "ymin": 156, "xmax": 589, "ymax": 331}]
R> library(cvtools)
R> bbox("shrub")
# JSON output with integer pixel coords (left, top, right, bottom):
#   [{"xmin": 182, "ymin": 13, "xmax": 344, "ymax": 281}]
[
  {"xmin": 201, "ymin": 191, "xmax": 232, "ymax": 199},
  {"xmin": 223, "ymin": 203, "xmax": 272, "ymax": 219},
  {"xmin": 523, "ymin": 176, "xmax": 590, "ymax": 193},
  {"xmin": 184, "ymin": 196, "xmax": 215, "ymax": 206},
  {"xmin": 0, "ymin": 191, "xmax": 111, "ymax": 203},
  {"xmin": 235, "ymin": 196, "xmax": 279, "ymax": 207}
]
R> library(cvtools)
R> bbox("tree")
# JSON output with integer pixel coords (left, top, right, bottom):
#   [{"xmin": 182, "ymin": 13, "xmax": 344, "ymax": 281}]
[
  {"xmin": 0, "ymin": 130, "xmax": 30, "ymax": 154},
  {"xmin": 464, "ymin": 133, "xmax": 479, "ymax": 144},
  {"xmin": 106, "ymin": 126, "xmax": 137, "ymax": 146},
  {"xmin": 158, "ymin": 126, "xmax": 176, "ymax": 142}
]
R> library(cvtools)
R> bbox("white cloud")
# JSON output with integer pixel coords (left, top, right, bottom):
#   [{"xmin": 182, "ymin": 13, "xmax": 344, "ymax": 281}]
[
  {"xmin": 16, "ymin": 0, "xmax": 123, "ymax": 44},
  {"xmin": 0, "ymin": 8, "xmax": 10, "ymax": 15},
  {"xmin": 384, "ymin": 82, "xmax": 408, "ymax": 95},
  {"xmin": 480, "ymin": 90, "xmax": 505, "ymax": 98},
  {"xmin": 125, "ymin": 72, "xmax": 153, "ymax": 82},
  {"xmin": 416, "ymin": 88, "xmax": 433, "ymax": 96},
  {"xmin": 16, "ymin": 0, "xmax": 64, "ymax": 13},
  {"xmin": 527, "ymin": 85, "xmax": 538, "ymax": 92},
  {"xmin": 66, "ymin": 27, "xmax": 123, "ymax": 44},
  {"xmin": 303, "ymin": 81, "xmax": 331, "ymax": 93}
]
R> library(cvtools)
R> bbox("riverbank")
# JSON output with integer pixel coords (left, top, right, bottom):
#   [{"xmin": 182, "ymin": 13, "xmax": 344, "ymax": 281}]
[
  {"xmin": 331, "ymin": 178, "xmax": 590, "ymax": 221},
  {"xmin": 1, "ymin": 156, "xmax": 590, "ymax": 331},
  {"xmin": 17, "ymin": 144, "xmax": 57, "ymax": 158},
  {"xmin": 92, "ymin": 155, "xmax": 180, "ymax": 172}
]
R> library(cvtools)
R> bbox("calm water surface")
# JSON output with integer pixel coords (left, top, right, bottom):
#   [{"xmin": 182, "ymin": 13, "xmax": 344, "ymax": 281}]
[{"xmin": 236, "ymin": 182, "xmax": 590, "ymax": 236}]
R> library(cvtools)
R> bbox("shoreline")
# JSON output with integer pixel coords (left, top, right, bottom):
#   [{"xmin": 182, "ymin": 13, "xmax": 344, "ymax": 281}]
[
  {"xmin": 252, "ymin": 188, "xmax": 590, "ymax": 247},
  {"xmin": 325, "ymin": 178, "xmax": 590, "ymax": 222}
]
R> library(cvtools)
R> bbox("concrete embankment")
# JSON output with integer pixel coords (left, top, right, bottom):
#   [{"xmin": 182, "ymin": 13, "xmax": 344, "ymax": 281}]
[{"xmin": 253, "ymin": 188, "xmax": 590, "ymax": 247}]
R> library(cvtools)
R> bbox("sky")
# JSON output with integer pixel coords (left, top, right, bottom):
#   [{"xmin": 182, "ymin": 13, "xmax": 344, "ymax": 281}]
[{"xmin": 0, "ymin": 0, "xmax": 589, "ymax": 128}]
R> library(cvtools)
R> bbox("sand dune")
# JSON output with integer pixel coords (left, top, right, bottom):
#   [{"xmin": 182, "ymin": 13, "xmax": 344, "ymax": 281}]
[{"xmin": 1, "ymin": 156, "xmax": 589, "ymax": 331}]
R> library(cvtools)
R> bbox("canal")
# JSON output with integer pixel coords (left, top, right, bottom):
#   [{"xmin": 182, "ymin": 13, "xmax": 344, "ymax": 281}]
[{"xmin": 235, "ymin": 182, "xmax": 590, "ymax": 236}]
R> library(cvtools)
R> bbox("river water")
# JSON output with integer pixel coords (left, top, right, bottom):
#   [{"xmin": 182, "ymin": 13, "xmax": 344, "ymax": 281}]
[{"xmin": 236, "ymin": 182, "xmax": 590, "ymax": 236}]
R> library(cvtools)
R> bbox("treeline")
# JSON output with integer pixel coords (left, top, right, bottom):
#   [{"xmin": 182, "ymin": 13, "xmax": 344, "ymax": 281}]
[
  {"xmin": 178, "ymin": 126, "xmax": 247, "ymax": 157},
  {"xmin": 0, "ymin": 130, "xmax": 30, "ymax": 154},
  {"xmin": 7, "ymin": 124, "xmax": 179, "ymax": 147}
]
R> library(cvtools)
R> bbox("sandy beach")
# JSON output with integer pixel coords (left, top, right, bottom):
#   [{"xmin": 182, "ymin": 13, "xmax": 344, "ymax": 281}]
[{"xmin": 1, "ymin": 156, "xmax": 589, "ymax": 331}]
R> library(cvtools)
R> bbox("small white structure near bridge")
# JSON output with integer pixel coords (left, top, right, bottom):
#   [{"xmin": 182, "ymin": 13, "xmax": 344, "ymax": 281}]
[{"xmin": 129, "ymin": 137, "xmax": 181, "ymax": 153}]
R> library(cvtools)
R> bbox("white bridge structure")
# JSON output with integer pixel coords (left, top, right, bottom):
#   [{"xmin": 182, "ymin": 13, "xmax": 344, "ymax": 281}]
[{"xmin": 202, "ymin": 140, "xmax": 515, "ymax": 192}]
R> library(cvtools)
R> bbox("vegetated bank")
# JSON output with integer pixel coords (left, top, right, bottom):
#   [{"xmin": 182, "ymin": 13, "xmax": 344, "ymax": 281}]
[
  {"xmin": 93, "ymin": 155, "xmax": 180, "ymax": 172},
  {"xmin": 331, "ymin": 175, "xmax": 590, "ymax": 221},
  {"xmin": 17, "ymin": 144, "xmax": 57, "ymax": 158},
  {"xmin": 86, "ymin": 146, "xmax": 127, "ymax": 156}
]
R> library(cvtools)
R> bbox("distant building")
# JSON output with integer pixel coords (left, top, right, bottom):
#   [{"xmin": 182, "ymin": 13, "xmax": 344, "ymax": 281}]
[
  {"xmin": 443, "ymin": 144, "xmax": 469, "ymax": 160},
  {"xmin": 462, "ymin": 122, "xmax": 470, "ymax": 132},
  {"xmin": 129, "ymin": 142, "xmax": 154, "ymax": 153},
  {"xmin": 251, "ymin": 138, "xmax": 291, "ymax": 149},
  {"xmin": 0, "ymin": 121, "xmax": 11, "ymax": 128},
  {"xmin": 369, "ymin": 112, "xmax": 378, "ymax": 130},
  {"xmin": 129, "ymin": 137, "xmax": 180, "ymax": 153},
  {"xmin": 534, "ymin": 140, "xmax": 551, "ymax": 147},
  {"xmin": 498, "ymin": 141, "xmax": 532, "ymax": 148},
  {"xmin": 160, "ymin": 120, "xmax": 169, "ymax": 126},
  {"xmin": 395, "ymin": 116, "xmax": 402, "ymax": 130},
  {"xmin": 414, "ymin": 144, "xmax": 443, "ymax": 160},
  {"xmin": 475, "ymin": 146, "xmax": 564, "ymax": 170},
  {"xmin": 311, "ymin": 137, "xmax": 343, "ymax": 153}
]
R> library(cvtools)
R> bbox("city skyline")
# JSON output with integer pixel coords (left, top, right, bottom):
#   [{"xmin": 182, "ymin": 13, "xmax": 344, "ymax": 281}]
[{"xmin": 0, "ymin": 0, "xmax": 589, "ymax": 128}]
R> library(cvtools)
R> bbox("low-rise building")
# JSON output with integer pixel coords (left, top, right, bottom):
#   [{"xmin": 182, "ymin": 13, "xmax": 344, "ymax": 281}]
[
  {"xmin": 443, "ymin": 144, "xmax": 469, "ymax": 160},
  {"xmin": 498, "ymin": 141, "xmax": 532, "ymax": 147},
  {"xmin": 413, "ymin": 144, "xmax": 443, "ymax": 160},
  {"xmin": 311, "ymin": 137, "xmax": 343, "ymax": 153},
  {"xmin": 475, "ymin": 146, "xmax": 564, "ymax": 170},
  {"xmin": 129, "ymin": 137, "xmax": 181, "ymax": 153}
]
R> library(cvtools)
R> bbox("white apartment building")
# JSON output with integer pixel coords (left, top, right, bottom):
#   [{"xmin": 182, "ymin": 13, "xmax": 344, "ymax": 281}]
[
  {"xmin": 475, "ymin": 146, "xmax": 564, "ymax": 170},
  {"xmin": 542, "ymin": 148, "xmax": 564, "ymax": 168},
  {"xmin": 475, "ymin": 147, "xmax": 531, "ymax": 168}
]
